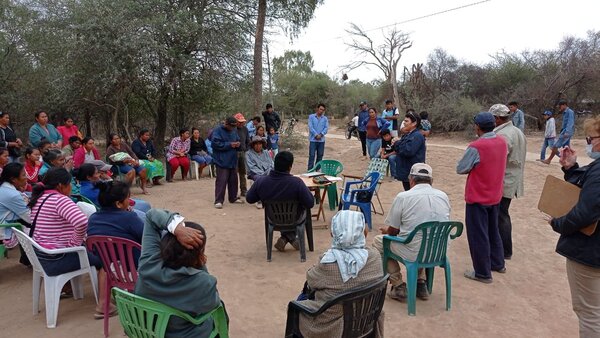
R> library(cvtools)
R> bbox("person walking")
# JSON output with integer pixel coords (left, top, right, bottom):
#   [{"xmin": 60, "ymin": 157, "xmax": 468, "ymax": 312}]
[
  {"xmin": 307, "ymin": 103, "xmax": 329, "ymax": 171},
  {"xmin": 491, "ymin": 103, "xmax": 526, "ymax": 260},
  {"xmin": 539, "ymin": 110, "xmax": 556, "ymax": 161},
  {"xmin": 457, "ymin": 112, "xmax": 507, "ymax": 284},
  {"xmin": 543, "ymin": 99, "xmax": 575, "ymax": 164},
  {"xmin": 212, "ymin": 117, "xmax": 244, "ymax": 209},
  {"xmin": 357, "ymin": 101, "xmax": 370, "ymax": 158}
]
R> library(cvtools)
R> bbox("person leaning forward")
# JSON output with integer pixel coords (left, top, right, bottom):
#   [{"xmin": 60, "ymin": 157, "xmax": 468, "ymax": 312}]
[{"xmin": 457, "ymin": 111, "xmax": 507, "ymax": 284}]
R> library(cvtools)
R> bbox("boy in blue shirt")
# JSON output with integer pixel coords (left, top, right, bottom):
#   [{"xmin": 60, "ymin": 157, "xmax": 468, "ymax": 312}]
[{"xmin": 267, "ymin": 126, "xmax": 280, "ymax": 157}]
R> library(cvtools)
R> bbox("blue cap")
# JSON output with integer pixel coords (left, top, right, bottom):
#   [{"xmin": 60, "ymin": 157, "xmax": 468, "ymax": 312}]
[
  {"xmin": 543, "ymin": 110, "xmax": 553, "ymax": 116},
  {"xmin": 473, "ymin": 112, "xmax": 495, "ymax": 128}
]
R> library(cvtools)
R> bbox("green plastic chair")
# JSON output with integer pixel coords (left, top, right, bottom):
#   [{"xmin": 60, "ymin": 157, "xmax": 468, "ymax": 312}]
[
  {"xmin": 308, "ymin": 159, "xmax": 343, "ymax": 210},
  {"xmin": 0, "ymin": 223, "xmax": 22, "ymax": 261},
  {"xmin": 112, "ymin": 288, "xmax": 229, "ymax": 338},
  {"xmin": 383, "ymin": 221, "xmax": 463, "ymax": 315}
]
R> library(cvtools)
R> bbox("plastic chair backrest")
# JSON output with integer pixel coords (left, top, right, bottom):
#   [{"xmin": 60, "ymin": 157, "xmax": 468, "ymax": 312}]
[
  {"xmin": 86, "ymin": 236, "xmax": 141, "ymax": 290},
  {"xmin": 313, "ymin": 160, "xmax": 343, "ymax": 176},
  {"xmin": 365, "ymin": 158, "xmax": 388, "ymax": 182},
  {"xmin": 413, "ymin": 221, "xmax": 464, "ymax": 265},
  {"xmin": 13, "ymin": 228, "xmax": 46, "ymax": 276},
  {"xmin": 264, "ymin": 200, "xmax": 304, "ymax": 227},
  {"xmin": 112, "ymin": 288, "xmax": 228, "ymax": 338}
]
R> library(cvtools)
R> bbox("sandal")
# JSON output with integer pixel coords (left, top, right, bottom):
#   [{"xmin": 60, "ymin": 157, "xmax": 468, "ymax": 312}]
[
  {"xmin": 94, "ymin": 305, "xmax": 118, "ymax": 319},
  {"xmin": 464, "ymin": 270, "xmax": 493, "ymax": 284}
]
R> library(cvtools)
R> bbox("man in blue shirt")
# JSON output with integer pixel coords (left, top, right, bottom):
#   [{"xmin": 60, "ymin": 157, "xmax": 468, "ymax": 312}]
[
  {"xmin": 543, "ymin": 99, "xmax": 575, "ymax": 164},
  {"xmin": 381, "ymin": 100, "xmax": 400, "ymax": 137},
  {"xmin": 357, "ymin": 101, "xmax": 370, "ymax": 158},
  {"xmin": 508, "ymin": 101, "xmax": 525, "ymax": 132},
  {"xmin": 307, "ymin": 103, "xmax": 329, "ymax": 170}
]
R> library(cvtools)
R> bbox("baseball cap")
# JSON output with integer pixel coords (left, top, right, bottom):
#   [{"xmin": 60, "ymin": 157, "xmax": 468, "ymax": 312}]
[
  {"xmin": 473, "ymin": 112, "xmax": 496, "ymax": 129},
  {"xmin": 359, "ymin": 101, "xmax": 368, "ymax": 106},
  {"xmin": 225, "ymin": 116, "xmax": 238, "ymax": 126},
  {"xmin": 543, "ymin": 110, "xmax": 553, "ymax": 116},
  {"xmin": 489, "ymin": 104, "xmax": 511, "ymax": 117},
  {"xmin": 88, "ymin": 160, "xmax": 112, "ymax": 172},
  {"xmin": 409, "ymin": 163, "xmax": 433, "ymax": 178},
  {"xmin": 233, "ymin": 112, "xmax": 246, "ymax": 122}
]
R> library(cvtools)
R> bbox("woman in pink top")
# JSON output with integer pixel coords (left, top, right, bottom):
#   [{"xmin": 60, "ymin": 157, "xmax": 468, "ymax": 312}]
[
  {"xmin": 56, "ymin": 117, "xmax": 81, "ymax": 143},
  {"xmin": 29, "ymin": 167, "xmax": 115, "ymax": 318},
  {"xmin": 73, "ymin": 137, "xmax": 101, "ymax": 168}
]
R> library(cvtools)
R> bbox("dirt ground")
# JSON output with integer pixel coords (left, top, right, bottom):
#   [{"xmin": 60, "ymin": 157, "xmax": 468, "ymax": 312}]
[{"xmin": 0, "ymin": 125, "xmax": 588, "ymax": 337}]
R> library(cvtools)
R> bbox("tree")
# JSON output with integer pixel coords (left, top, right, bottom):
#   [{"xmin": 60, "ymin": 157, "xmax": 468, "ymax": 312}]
[{"xmin": 344, "ymin": 24, "xmax": 412, "ymax": 109}]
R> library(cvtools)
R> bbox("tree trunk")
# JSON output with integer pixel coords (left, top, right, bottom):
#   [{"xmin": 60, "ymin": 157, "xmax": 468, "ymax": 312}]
[
  {"xmin": 153, "ymin": 85, "xmax": 170, "ymax": 156},
  {"xmin": 390, "ymin": 68, "xmax": 402, "ymax": 110},
  {"xmin": 253, "ymin": 0, "xmax": 267, "ymax": 115}
]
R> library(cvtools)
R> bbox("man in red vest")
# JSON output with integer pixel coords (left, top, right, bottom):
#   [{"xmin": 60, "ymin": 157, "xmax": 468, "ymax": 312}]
[{"xmin": 457, "ymin": 112, "xmax": 508, "ymax": 283}]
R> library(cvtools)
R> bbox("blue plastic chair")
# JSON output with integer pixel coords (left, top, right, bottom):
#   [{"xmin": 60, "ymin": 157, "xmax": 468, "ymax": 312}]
[
  {"xmin": 383, "ymin": 221, "xmax": 463, "ymax": 315},
  {"xmin": 340, "ymin": 171, "xmax": 381, "ymax": 230}
]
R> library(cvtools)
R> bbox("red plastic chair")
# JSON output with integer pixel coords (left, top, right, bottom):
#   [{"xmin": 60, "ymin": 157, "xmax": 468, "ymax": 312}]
[{"xmin": 86, "ymin": 236, "xmax": 141, "ymax": 337}]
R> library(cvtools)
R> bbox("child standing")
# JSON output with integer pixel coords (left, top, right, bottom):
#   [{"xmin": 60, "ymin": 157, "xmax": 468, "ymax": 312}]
[
  {"xmin": 267, "ymin": 126, "xmax": 280, "ymax": 157},
  {"xmin": 540, "ymin": 110, "xmax": 556, "ymax": 161}
]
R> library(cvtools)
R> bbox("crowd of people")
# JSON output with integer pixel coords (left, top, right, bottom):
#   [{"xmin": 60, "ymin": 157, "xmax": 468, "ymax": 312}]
[{"xmin": 1, "ymin": 98, "xmax": 599, "ymax": 337}]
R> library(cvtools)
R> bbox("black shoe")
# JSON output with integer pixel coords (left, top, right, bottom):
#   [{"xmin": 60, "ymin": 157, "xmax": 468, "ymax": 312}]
[
  {"xmin": 274, "ymin": 237, "xmax": 288, "ymax": 252},
  {"xmin": 417, "ymin": 282, "xmax": 429, "ymax": 300},
  {"xmin": 493, "ymin": 267, "xmax": 507, "ymax": 273},
  {"xmin": 388, "ymin": 283, "xmax": 407, "ymax": 302}
]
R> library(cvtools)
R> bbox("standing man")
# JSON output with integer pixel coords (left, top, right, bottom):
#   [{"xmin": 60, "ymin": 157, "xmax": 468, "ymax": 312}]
[
  {"xmin": 457, "ymin": 112, "xmax": 507, "ymax": 283},
  {"xmin": 246, "ymin": 116, "xmax": 261, "ymax": 138},
  {"xmin": 381, "ymin": 100, "xmax": 400, "ymax": 138},
  {"xmin": 262, "ymin": 104, "xmax": 281, "ymax": 132},
  {"xmin": 307, "ymin": 103, "xmax": 329, "ymax": 171},
  {"xmin": 0, "ymin": 111, "xmax": 23, "ymax": 162},
  {"xmin": 543, "ymin": 99, "xmax": 575, "ymax": 164},
  {"xmin": 491, "ymin": 104, "xmax": 526, "ymax": 260},
  {"xmin": 357, "ymin": 101, "xmax": 370, "ymax": 159},
  {"xmin": 212, "ymin": 117, "xmax": 244, "ymax": 209},
  {"xmin": 234, "ymin": 113, "xmax": 250, "ymax": 197},
  {"xmin": 246, "ymin": 151, "xmax": 314, "ymax": 251},
  {"xmin": 372, "ymin": 163, "xmax": 451, "ymax": 301},
  {"xmin": 508, "ymin": 101, "xmax": 525, "ymax": 132}
]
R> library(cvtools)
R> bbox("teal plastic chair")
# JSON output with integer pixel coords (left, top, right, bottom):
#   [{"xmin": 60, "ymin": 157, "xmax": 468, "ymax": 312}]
[
  {"xmin": 308, "ymin": 159, "xmax": 343, "ymax": 210},
  {"xmin": 383, "ymin": 221, "xmax": 463, "ymax": 315},
  {"xmin": 0, "ymin": 223, "xmax": 22, "ymax": 261},
  {"xmin": 112, "ymin": 288, "xmax": 229, "ymax": 338}
]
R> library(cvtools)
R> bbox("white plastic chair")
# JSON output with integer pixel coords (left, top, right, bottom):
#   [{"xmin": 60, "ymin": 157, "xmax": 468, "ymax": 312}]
[{"xmin": 13, "ymin": 228, "xmax": 98, "ymax": 328}]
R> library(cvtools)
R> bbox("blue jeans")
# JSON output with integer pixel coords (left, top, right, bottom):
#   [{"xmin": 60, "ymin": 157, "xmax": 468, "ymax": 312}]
[
  {"xmin": 540, "ymin": 138, "xmax": 555, "ymax": 160},
  {"xmin": 192, "ymin": 154, "xmax": 213, "ymax": 165},
  {"xmin": 308, "ymin": 141, "xmax": 325, "ymax": 171},
  {"xmin": 366, "ymin": 138, "xmax": 381, "ymax": 159}
]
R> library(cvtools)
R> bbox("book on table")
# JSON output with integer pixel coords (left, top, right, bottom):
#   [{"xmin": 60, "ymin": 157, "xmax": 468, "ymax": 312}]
[{"xmin": 537, "ymin": 175, "xmax": 597, "ymax": 236}]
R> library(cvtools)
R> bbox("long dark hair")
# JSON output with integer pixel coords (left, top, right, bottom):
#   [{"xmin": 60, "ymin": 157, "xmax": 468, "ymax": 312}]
[
  {"xmin": 42, "ymin": 149, "xmax": 63, "ymax": 166},
  {"xmin": 76, "ymin": 163, "xmax": 97, "ymax": 182},
  {"xmin": 160, "ymin": 222, "xmax": 207, "ymax": 269},
  {"xmin": 0, "ymin": 162, "xmax": 24, "ymax": 186},
  {"xmin": 28, "ymin": 167, "xmax": 71, "ymax": 208},
  {"xmin": 96, "ymin": 180, "xmax": 130, "ymax": 208}
]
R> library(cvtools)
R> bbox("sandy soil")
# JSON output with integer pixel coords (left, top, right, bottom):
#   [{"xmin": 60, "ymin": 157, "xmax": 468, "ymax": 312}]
[{"xmin": 0, "ymin": 126, "xmax": 586, "ymax": 337}]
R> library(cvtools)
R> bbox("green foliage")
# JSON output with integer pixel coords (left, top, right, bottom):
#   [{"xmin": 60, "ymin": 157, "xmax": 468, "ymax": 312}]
[{"xmin": 426, "ymin": 92, "xmax": 483, "ymax": 133}]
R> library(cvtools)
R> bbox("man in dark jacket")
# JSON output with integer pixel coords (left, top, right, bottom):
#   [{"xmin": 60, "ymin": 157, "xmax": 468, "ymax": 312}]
[
  {"xmin": 262, "ymin": 104, "xmax": 281, "ymax": 132},
  {"xmin": 246, "ymin": 151, "xmax": 314, "ymax": 251},
  {"xmin": 212, "ymin": 117, "xmax": 243, "ymax": 209},
  {"xmin": 234, "ymin": 113, "xmax": 250, "ymax": 196},
  {"xmin": 394, "ymin": 111, "xmax": 426, "ymax": 191}
]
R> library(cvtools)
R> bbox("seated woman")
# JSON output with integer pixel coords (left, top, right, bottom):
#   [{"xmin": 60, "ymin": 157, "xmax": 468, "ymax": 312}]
[
  {"xmin": 23, "ymin": 147, "xmax": 42, "ymax": 191},
  {"xmin": 245, "ymin": 136, "xmax": 273, "ymax": 181},
  {"xmin": 166, "ymin": 129, "xmax": 191, "ymax": 182},
  {"xmin": 73, "ymin": 137, "xmax": 101, "ymax": 168},
  {"xmin": 106, "ymin": 133, "xmax": 149, "ymax": 194},
  {"xmin": 88, "ymin": 180, "xmax": 144, "ymax": 264},
  {"xmin": 39, "ymin": 149, "xmax": 79, "ymax": 194},
  {"xmin": 131, "ymin": 129, "xmax": 165, "ymax": 186},
  {"xmin": 190, "ymin": 128, "xmax": 212, "ymax": 178},
  {"xmin": 77, "ymin": 163, "xmax": 150, "ymax": 216},
  {"xmin": 0, "ymin": 147, "xmax": 9, "ymax": 176},
  {"xmin": 295, "ymin": 210, "xmax": 384, "ymax": 338},
  {"xmin": 29, "ymin": 167, "xmax": 114, "ymax": 318},
  {"xmin": 135, "ymin": 208, "xmax": 222, "ymax": 337},
  {"xmin": 0, "ymin": 163, "xmax": 31, "ymax": 251}
]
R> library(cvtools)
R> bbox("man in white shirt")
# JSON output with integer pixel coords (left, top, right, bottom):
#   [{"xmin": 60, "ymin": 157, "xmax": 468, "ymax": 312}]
[{"xmin": 372, "ymin": 163, "xmax": 451, "ymax": 302}]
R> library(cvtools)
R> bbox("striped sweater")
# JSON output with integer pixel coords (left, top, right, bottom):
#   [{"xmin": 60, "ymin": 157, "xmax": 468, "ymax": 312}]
[{"xmin": 31, "ymin": 190, "xmax": 88, "ymax": 249}]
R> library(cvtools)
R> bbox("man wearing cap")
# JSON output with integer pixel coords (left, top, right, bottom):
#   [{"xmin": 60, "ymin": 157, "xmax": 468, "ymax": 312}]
[
  {"xmin": 234, "ymin": 113, "xmax": 250, "ymax": 196},
  {"xmin": 357, "ymin": 101, "xmax": 370, "ymax": 158},
  {"xmin": 457, "ymin": 112, "xmax": 507, "ymax": 283},
  {"xmin": 508, "ymin": 101, "xmax": 525, "ymax": 132},
  {"xmin": 262, "ymin": 104, "xmax": 281, "ymax": 132},
  {"xmin": 373, "ymin": 163, "xmax": 451, "ymax": 301},
  {"xmin": 543, "ymin": 99, "xmax": 575, "ymax": 164},
  {"xmin": 307, "ymin": 103, "xmax": 329, "ymax": 170},
  {"xmin": 212, "ymin": 116, "xmax": 243, "ymax": 209},
  {"xmin": 245, "ymin": 136, "xmax": 274, "ymax": 208},
  {"xmin": 491, "ymin": 103, "xmax": 526, "ymax": 260}
]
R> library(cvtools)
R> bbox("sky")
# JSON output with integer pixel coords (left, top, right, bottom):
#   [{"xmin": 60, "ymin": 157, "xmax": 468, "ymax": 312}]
[{"xmin": 269, "ymin": 0, "xmax": 600, "ymax": 82}]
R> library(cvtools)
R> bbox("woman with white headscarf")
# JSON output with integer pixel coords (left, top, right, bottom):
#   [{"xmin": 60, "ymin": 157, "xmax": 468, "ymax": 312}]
[{"xmin": 296, "ymin": 210, "xmax": 384, "ymax": 338}]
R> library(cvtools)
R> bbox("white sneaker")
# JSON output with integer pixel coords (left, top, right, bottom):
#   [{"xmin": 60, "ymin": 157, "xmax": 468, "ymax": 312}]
[
  {"xmin": 256, "ymin": 201, "xmax": 263, "ymax": 209},
  {"xmin": 214, "ymin": 203, "xmax": 223, "ymax": 209}
]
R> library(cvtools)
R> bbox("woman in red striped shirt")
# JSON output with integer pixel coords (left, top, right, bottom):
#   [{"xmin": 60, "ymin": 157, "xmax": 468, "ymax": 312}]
[{"xmin": 29, "ymin": 167, "xmax": 115, "ymax": 318}]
